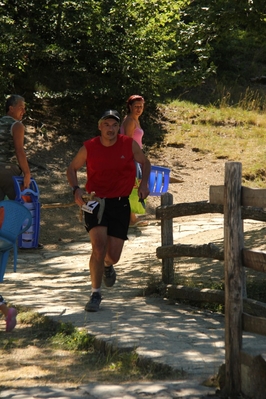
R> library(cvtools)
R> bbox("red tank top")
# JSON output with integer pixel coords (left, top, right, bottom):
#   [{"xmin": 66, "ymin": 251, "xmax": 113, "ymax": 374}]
[{"xmin": 84, "ymin": 135, "xmax": 136, "ymax": 198}]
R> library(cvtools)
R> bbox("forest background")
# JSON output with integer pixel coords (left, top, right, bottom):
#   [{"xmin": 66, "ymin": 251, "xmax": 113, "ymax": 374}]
[
  {"xmin": 0, "ymin": 1, "xmax": 265, "ymax": 114},
  {"xmin": 1, "ymin": 0, "xmax": 266, "ymax": 177}
]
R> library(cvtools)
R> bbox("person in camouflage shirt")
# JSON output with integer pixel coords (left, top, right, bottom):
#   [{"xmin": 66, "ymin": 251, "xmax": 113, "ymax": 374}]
[{"xmin": 0, "ymin": 95, "xmax": 31, "ymax": 200}]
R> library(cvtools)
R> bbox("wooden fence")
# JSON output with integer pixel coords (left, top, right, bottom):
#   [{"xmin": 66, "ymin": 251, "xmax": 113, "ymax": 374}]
[{"xmin": 155, "ymin": 161, "xmax": 266, "ymax": 398}]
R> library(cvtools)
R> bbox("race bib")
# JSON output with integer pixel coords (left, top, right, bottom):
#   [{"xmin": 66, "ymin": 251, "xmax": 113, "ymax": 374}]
[{"xmin": 81, "ymin": 201, "xmax": 99, "ymax": 214}]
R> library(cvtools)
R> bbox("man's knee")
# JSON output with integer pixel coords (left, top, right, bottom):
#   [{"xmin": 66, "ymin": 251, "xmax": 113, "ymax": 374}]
[
  {"xmin": 91, "ymin": 245, "xmax": 107, "ymax": 263},
  {"xmin": 105, "ymin": 251, "xmax": 122, "ymax": 265}
]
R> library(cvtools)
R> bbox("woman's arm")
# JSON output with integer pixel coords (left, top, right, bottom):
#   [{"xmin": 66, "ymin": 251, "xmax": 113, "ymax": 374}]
[{"xmin": 122, "ymin": 117, "xmax": 136, "ymax": 138}]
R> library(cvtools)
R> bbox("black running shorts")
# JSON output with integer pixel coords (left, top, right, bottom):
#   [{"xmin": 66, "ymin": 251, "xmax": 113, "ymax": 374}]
[{"xmin": 84, "ymin": 196, "xmax": 130, "ymax": 240}]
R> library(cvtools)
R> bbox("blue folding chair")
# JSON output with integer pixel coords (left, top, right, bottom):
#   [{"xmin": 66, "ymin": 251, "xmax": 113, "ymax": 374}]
[{"xmin": 0, "ymin": 200, "xmax": 32, "ymax": 282}]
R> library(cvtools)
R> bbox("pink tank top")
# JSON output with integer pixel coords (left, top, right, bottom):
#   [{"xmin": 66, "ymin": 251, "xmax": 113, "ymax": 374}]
[{"xmin": 120, "ymin": 124, "xmax": 144, "ymax": 148}]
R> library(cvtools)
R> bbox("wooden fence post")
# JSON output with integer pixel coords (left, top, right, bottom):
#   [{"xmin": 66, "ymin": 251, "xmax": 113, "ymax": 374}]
[
  {"xmin": 224, "ymin": 162, "xmax": 244, "ymax": 396},
  {"xmin": 161, "ymin": 192, "xmax": 174, "ymax": 284}
]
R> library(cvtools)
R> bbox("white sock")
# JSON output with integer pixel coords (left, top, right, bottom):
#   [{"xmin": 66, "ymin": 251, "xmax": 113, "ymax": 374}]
[{"xmin": 91, "ymin": 288, "xmax": 101, "ymax": 294}]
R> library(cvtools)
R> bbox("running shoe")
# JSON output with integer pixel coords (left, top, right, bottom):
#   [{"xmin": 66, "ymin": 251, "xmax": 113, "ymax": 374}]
[
  {"xmin": 103, "ymin": 265, "xmax": 116, "ymax": 287},
  {"xmin": 85, "ymin": 292, "xmax": 102, "ymax": 312}
]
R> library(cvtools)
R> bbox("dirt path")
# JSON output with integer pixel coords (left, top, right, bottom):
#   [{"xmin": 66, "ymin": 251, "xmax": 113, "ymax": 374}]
[
  {"xmin": 2, "ymin": 120, "xmax": 266, "ymax": 393},
  {"xmin": 20, "ymin": 122, "xmax": 266, "ymax": 292}
]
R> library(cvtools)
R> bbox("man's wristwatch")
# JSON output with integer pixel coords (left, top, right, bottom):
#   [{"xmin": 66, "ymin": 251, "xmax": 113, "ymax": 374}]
[{"xmin": 72, "ymin": 185, "xmax": 80, "ymax": 195}]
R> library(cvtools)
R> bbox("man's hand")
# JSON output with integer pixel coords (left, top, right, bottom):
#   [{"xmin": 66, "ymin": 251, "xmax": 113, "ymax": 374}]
[
  {"xmin": 23, "ymin": 174, "xmax": 31, "ymax": 189},
  {"xmin": 74, "ymin": 188, "xmax": 86, "ymax": 206},
  {"xmin": 138, "ymin": 182, "xmax": 150, "ymax": 200}
]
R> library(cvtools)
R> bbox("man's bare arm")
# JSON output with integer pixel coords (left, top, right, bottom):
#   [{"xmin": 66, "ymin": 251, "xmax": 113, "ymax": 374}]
[
  {"xmin": 132, "ymin": 141, "xmax": 151, "ymax": 199},
  {"xmin": 67, "ymin": 145, "xmax": 87, "ymax": 206},
  {"xmin": 12, "ymin": 122, "xmax": 31, "ymax": 188}
]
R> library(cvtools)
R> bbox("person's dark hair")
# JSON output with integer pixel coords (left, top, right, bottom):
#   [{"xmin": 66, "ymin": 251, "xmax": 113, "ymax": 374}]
[
  {"xmin": 5, "ymin": 95, "xmax": 25, "ymax": 113},
  {"xmin": 126, "ymin": 95, "xmax": 145, "ymax": 114}
]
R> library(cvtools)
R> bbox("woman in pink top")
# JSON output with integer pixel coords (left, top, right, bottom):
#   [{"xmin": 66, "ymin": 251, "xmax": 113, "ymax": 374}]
[{"xmin": 121, "ymin": 95, "xmax": 148, "ymax": 226}]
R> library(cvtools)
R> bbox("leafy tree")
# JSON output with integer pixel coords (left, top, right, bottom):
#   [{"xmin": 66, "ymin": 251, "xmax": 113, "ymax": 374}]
[
  {"xmin": 0, "ymin": 0, "xmax": 187, "ymax": 112},
  {"xmin": 0, "ymin": 0, "xmax": 265, "ymax": 117},
  {"xmin": 174, "ymin": 0, "xmax": 266, "ymax": 87}
]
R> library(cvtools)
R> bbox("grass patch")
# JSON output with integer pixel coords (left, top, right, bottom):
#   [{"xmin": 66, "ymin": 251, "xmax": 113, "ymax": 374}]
[
  {"xmin": 159, "ymin": 98, "xmax": 266, "ymax": 187},
  {"xmin": 0, "ymin": 306, "xmax": 183, "ymax": 389}
]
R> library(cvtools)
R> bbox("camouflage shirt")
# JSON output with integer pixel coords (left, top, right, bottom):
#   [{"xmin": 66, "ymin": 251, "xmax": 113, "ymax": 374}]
[{"xmin": 0, "ymin": 115, "xmax": 17, "ymax": 164}]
